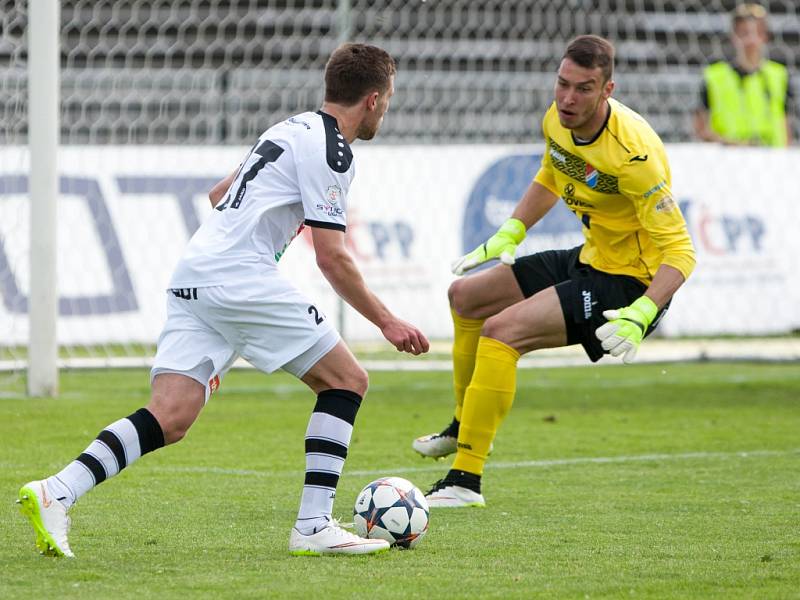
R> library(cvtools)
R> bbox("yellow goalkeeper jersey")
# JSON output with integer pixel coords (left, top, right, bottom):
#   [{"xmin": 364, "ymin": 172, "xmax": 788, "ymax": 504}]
[{"xmin": 534, "ymin": 98, "xmax": 695, "ymax": 285}]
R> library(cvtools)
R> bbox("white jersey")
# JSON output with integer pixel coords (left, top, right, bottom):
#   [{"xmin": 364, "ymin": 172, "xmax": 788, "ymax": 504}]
[{"xmin": 169, "ymin": 110, "xmax": 354, "ymax": 287}]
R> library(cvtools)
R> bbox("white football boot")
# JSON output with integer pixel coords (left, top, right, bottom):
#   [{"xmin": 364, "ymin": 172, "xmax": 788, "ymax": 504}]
[
  {"xmin": 425, "ymin": 479, "xmax": 486, "ymax": 508},
  {"xmin": 289, "ymin": 519, "xmax": 390, "ymax": 556},
  {"xmin": 412, "ymin": 425, "xmax": 493, "ymax": 459},
  {"xmin": 412, "ymin": 431, "xmax": 458, "ymax": 459},
  {"xmin": 17, "ymin": 480, "xmax": 75, "ymax": 557}
]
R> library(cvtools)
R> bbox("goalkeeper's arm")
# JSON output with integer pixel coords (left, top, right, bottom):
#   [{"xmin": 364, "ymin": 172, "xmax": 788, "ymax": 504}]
[
  {"xmin": 595, "ymin": 265, "xmax": 686, "ymax": 363},
  {"xmin": 452, "ymin": 181, "xmax": 559, "ymax": 275},
  {"xmin": 641, "ymin": 264, "xmax": 686, "ymax": 309}
]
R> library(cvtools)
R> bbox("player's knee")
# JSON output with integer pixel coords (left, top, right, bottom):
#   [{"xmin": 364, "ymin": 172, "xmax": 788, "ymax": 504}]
[
  {"xmin": 163, "ymin": 421, "xmax": 190, "ymax": 445},
  {"xmin": 481, "ymin": 315, "xmax": 515, "ymax": 347},
  {"xmin": 147, "ymin": 393, "xmax": 200, "ymax": 445},
  {"xmin": 346, "ymin": 365, "xmax": 369, "ymax": 397},
  {"xmin": 449, "ymin": 279, "xmax": 477, "ymax": 318}
]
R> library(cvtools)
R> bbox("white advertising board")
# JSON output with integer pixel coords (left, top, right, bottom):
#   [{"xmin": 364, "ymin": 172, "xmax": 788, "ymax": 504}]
[{"xmin": 0, "ymin": 143, "xmax": 798, "ymax": 345}]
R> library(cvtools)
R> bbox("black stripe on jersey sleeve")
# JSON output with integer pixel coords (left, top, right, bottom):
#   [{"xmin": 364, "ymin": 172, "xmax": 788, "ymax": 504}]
[{"xmin": 304, "ymin": 219, "xmax": 346, "ymax": 232}]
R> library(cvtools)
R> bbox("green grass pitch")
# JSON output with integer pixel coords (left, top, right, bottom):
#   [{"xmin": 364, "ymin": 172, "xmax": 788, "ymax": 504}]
[{"xmin": 1, "ymin": 362, "xmax": 798, "ymax": 599}]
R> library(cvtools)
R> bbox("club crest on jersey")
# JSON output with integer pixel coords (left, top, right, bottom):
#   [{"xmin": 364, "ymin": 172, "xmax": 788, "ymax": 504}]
[
  {"xmin": 316, "ymin": 185, "xmax": 344, "ymax": 217},
  {"xmin": 585, "ymin": 163, "xmax": 599, "ymax": 188},
  {"xmin": 325, "ymin": 185, "xmax": 341, "ymax": 207}
]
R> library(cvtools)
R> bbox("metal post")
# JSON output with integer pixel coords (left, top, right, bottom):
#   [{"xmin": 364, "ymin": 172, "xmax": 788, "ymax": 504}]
[
  {"xmin": 28, "ymin": 0, "xmax": 60, "ymax": 396},
  {"xmin": 337, "ymin": 0, "xmax": 352, "ymax": 46}
]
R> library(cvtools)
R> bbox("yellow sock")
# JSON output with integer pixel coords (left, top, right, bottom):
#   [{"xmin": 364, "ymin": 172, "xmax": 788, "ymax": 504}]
[
  {"xmin": 451, "ymin": 308, "xmax": 485, "ymax": 422},
  {"xmin": 452, "ymin": 336, "xmax": 520, "ymax": 476}
]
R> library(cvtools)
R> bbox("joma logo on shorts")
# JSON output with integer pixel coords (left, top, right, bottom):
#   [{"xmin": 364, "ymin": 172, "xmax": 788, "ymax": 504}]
[{"xmin": 582, "ymin": 290, "xmax": 593, "ymax": 319}]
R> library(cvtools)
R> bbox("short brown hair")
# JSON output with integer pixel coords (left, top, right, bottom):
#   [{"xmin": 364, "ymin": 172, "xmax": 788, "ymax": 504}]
[
  {"xmin": 563, "ymin": 35, "xmax": 615, "ymax": 83},
  {"xmin": 324, "ymin": 43, "xmax": 397, "ymax": 105},
  {"xmin": 732, "ymin": 3, "xmax": 768, "ymax": 28}
]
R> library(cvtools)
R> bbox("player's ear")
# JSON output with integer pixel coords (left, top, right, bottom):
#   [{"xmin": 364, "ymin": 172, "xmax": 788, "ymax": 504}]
[
  {"xmin": 364, "ymin": 90, "xmax": 379, "ymax": 111},
  {"xmin": 603, "ymin": 79, "xmax": 615, "ymax": 100}
]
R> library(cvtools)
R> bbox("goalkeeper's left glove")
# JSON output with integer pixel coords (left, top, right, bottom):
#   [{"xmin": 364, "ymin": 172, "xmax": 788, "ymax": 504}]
[{"xmin": 594, "ymin": 296, "xmax": 658, "ymax": 364}]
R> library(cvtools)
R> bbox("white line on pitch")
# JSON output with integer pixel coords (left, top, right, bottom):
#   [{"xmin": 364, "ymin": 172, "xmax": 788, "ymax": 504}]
[{"xmin": 146, "ymin": 448, "xmax": 800, "ymax": 480}]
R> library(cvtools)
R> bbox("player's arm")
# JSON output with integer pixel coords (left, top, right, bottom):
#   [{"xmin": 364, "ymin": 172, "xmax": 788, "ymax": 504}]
[
  {"xmin": 693, "ymin": 80, "xmax": 726, "ymax": 144},
  {"xmin": 511, "ymin": 180, "xmax": 561, "ymax": 229},
  {"xmin": 311, "ymin": 226, "xmax": 429, "ymax": 355},
  {"xmin": 452, "ymin": 180, "xmax": 559, "ymax": 275},
  {"xmin": 596, "ymin": 156, "xmax": 696, "ymax": 363},
  {"xmin": 642, "ymin": 264, "xmax": 685, "ymax": 309},
  {"xmin": 209, "ymin": 169, "xmax": 238, "ymax": 208},
  {"xmin": 693, "ymin": 108, "xmax": 725, "ymax": 143}
]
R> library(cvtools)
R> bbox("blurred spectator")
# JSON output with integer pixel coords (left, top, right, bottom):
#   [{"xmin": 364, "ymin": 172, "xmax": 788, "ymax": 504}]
[{"xmin": 694, "ymin": 3, "xmax": 793, "ymax": 146}]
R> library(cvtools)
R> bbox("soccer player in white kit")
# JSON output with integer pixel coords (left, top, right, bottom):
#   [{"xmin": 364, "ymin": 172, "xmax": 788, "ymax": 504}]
[{"xmin": 17, "ymin": 43, "xmax": 428, "ymax": 557}]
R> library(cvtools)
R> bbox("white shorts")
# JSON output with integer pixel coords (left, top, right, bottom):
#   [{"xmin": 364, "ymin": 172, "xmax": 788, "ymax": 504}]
[{"xmin": 151, "ymin": 274, "xmax": 340, "ymax": 400}]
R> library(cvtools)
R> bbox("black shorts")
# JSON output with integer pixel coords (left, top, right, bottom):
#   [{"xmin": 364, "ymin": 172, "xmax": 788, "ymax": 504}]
[{"xmin": 511, "ymin": 245, "xmax": 666, "ymax": 362}]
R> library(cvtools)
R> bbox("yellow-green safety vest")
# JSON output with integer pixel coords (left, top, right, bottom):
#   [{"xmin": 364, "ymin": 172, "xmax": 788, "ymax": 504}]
[{"xmin": 704, "ymin": 60, "xmax": 788, "ymax": 147}]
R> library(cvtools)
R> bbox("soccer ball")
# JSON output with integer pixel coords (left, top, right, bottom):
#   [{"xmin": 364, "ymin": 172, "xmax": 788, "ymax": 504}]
[{"xmin": 353, "ymin": 476, "xmax": 430, "ymax": 549}]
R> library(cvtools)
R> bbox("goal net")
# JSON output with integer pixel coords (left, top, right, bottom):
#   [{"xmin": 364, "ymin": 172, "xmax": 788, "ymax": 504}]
[{"xmin": 2, "ymin": 0, "xmax": 799, "ymax": 388}]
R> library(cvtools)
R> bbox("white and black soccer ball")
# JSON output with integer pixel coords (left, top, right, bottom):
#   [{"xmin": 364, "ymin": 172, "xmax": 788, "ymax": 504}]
[{"xmin": 353, "ymin": 476, "xmax": 430, "ymax": 549}]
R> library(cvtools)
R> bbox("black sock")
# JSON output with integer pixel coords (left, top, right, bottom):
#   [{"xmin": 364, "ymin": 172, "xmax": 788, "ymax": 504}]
[
  {"xmin": 443, "ymin": 417, "xmax": 460, "ymax": 437},
  {"xmin": 445, "ymin": 469, "xmax": 481, "ymax": 493}
]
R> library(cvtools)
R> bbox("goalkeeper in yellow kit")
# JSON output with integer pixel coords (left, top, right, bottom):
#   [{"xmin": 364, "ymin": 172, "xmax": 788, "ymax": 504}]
[{"xmin": 418, "ymin": 35, "xmax": 696, "ymax": 507}]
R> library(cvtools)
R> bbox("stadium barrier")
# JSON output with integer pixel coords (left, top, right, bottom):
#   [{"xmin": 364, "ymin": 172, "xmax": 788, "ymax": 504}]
[{"xmin": 0, "ymin": 143, "xmax": 798, "ymax": 367}]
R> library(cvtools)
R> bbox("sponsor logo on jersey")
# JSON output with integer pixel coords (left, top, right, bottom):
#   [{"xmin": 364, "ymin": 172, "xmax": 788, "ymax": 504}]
[
  {"xmin": 548, "ymin": 139, "xmax": 619, "ymax": 194},
  {"xmin": 655, "ymin": 196, "xmax": 677, "ymax": 213},
  {"xmin": 644, "ymin": 181, "xmax": 667, "ymax": 199},
  {"xmin": 549, "ymin": 146, "xmax": 567, "ymax": 163},
  {"xmin": 585, "ymin": 163, "xmax": 599, "ymax": 188},
  {"xmin": 315, "ymin": 185, "xmax": 345, "ymax": 218},
  {"xmin": 209, "ymin": 375, "xmax": 220, "ymax": 394},
  {"xmin": 286, "ymin": 117, "xmax": 311, "ymax": 130},
  {"xmin": 549, "ymin": 139, "xmax": 619, "ymax": 194},
  {"xmin": 562, "ymin": 182, "xmax": 595, "ymax": 209}
]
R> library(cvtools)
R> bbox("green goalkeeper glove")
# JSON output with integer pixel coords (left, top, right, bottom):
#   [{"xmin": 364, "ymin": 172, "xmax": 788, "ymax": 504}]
[
  {"xmin": 594, "ymin": 296, "xmax": 658, "ymax": 364},
  {"xmin": 451, "ymin": 218, "xmax": 527, "ymax": 275}
]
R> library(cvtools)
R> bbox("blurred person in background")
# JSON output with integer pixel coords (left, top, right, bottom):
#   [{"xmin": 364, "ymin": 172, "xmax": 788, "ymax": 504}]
[{"xmin": 694, "ymin": 3, "xmax": 793, "ymax": 146}]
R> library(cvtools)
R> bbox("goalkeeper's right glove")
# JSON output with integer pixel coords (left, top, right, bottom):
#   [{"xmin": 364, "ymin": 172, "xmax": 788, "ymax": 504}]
[
  {"xmin": 451, "ymin": 218, "xmax": 527, "ymax": 275},
  {"xmin": 594, "ymin": 296, "xmax": 659, "ymax": 364}
]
